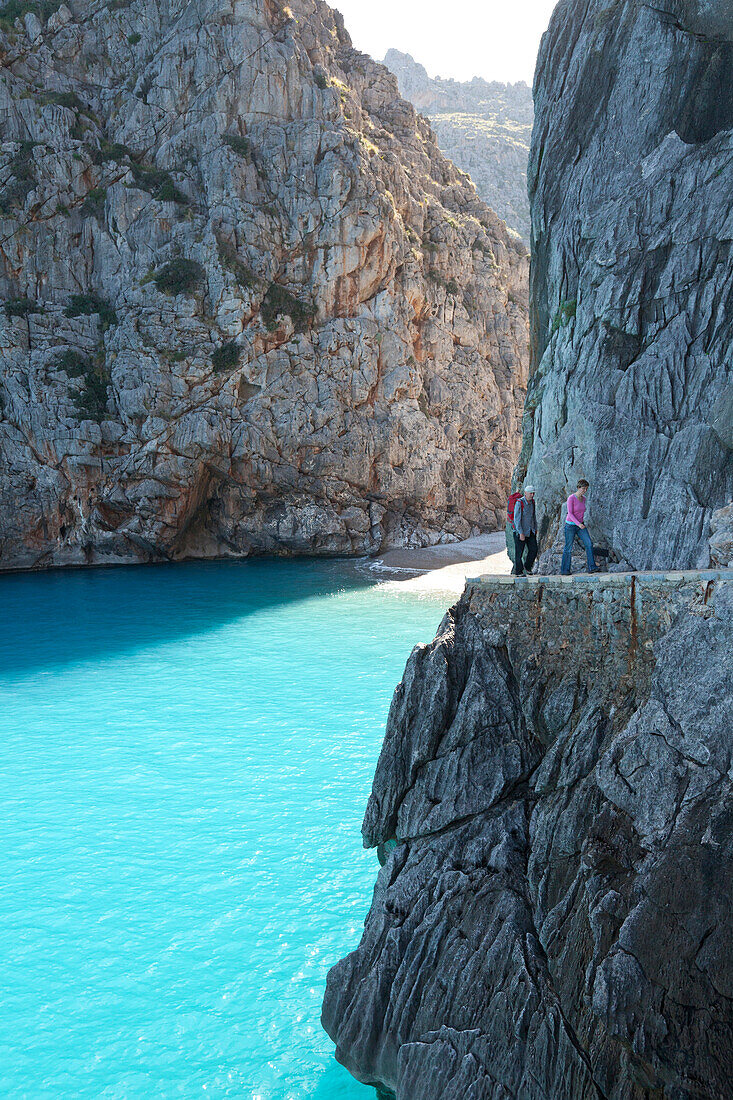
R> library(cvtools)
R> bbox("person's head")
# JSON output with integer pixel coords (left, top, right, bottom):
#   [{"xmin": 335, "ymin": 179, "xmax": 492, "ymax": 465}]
[
  {"xmin": 576, "ymin": 479, "xmax": 589, "ymax": 498},
  {"xmin": 523, "ymin": 484, "xmax": 535, "ymax": 501}
]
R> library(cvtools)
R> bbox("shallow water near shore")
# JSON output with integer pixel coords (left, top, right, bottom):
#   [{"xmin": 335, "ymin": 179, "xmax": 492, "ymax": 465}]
[{"xmin": 0, "ymin": 559, "xmax": 446, "ymax": 1098}]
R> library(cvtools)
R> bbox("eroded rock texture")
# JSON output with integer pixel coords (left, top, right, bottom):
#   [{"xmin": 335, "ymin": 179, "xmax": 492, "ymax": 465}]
[
  {"xmin": 519, "ymin": 0, "xmax": 733, "ymax": 571},
  {"xmin": 323, "ymin": 573, "xmax": 733, "ymax": 1099},
  {"xmin": 0, "ymin": 0, "xmax": 528, "ymax": 570},
  {"xmin": 384, "ymin": 49, "xmax": 532, "ymax": 242}
]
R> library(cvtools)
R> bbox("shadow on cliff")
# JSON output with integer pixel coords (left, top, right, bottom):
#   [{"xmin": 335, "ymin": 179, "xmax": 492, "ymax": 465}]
[{"xmin": 0, "ymin": 557, "xmax": 376, "ymax": 676}]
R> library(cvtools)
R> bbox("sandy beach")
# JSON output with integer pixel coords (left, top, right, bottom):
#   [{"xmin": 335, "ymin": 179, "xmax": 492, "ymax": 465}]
[{"xmin": 368, "ymin": 532, "xmax": 511, "ymax": 596}]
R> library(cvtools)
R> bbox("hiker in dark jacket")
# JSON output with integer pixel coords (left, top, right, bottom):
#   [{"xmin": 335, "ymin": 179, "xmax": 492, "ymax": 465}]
[{"xmin": 513, "ymin": 485, "xmax": 537, "ymax": 576}]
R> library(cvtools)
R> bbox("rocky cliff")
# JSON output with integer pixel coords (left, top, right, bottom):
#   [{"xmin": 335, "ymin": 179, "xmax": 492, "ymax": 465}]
[
  {"xmin": 384, "ymin": 49, "xmax": 532, "ymax": 242},
  {"xmin": 322, "ymin": 2, "xmax": 733, "ymax": 1097},
  {"xmin": 322, "ymin": 571, "xmax": 733, "ymax": 1099},
  {"xmin": 0, "ymin": 0, "xmax": 528, "ymax": 571},
  {"xmin": 520, "ymin": 0, "xmax": 732, "ymax": 572}
]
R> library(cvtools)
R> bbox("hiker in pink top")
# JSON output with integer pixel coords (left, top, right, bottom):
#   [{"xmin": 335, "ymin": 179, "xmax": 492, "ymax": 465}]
[{"xmin": 561, "ymin": 479, "xmax": 598, "ymax": 574}]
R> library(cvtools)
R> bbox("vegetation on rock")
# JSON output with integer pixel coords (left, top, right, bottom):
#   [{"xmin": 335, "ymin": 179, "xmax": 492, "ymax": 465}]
[
  {"xmin": 65, "ymin": 294, "xmax": 118, "ymax": 328},
  {"xmin": 211, "ymin": 341, "xmax": 241, "ymax": 372},
  {"xmin": 260, "ymin": 283, "xmax": 315, "ymax": 332},
  {"xmin": 152, "ymin": 260, "xmax": 205, "ymax": 296}
]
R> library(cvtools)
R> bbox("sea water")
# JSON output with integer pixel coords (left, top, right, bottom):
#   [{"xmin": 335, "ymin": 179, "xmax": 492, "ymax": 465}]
[{"xmin": 0, "ymin": 559, "xmax": 445, "ymax": 1099}]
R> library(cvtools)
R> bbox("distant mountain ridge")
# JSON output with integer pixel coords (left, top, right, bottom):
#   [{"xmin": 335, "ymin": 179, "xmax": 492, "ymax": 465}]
[{"xmin": 384, "ymin": 49, "xmax": 533, "ymax": 241}]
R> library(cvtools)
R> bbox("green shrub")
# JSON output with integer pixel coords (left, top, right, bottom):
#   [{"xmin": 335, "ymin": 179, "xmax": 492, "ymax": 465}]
[
  {"xmin": 93, "ymin": 139, "xmax": 133, "ymax": 165},
  {"xmin": 0, "ymin": 0, "xmax": 63, "ymax": 29},
  {"xmin": 129, "ymin": 162, "xmax": 188, "ymax": 204},
  {"xmin": 41, "ymin": 90, "xmax": 85, "ymax": 111},
  {"xmin": 211, "ymin": 341, "xmax": 240, "ymax": 372},
  {"xmin": 55, "ymin": 348, "xmax": 110, "ymax": 420},
  {"xmin": 152, "ymin": 259, "xmax": 205, "ymax": 295},
  {"xmin": 127, "ymin": 32, "xmax": 141, "ymax": 44},
  {"xmin": 0, "ymin": 141, "xmax": 37, "ymax": 213},
  {"xmin": 57, "ymin": 349, "xmax": 90, "ymax": 377},
  {"xmin": 223, "ymin": 133, "xmax": 251, "ymax": 158},
  {"xmin": 550, "ymin": 298, "xmax": 577, "ymax": 334},
  {"xmin": 65, "ymin": 293, "xmax": 118, "ymax": 327},
  {"xmin": 4, "ymin": 296, "xmax": 40, "ymax": 317},
  {"xmin": 261, "ymin": 282, "xmax": 316, "ymax": 333},
  {"xmin": 156, "ymin": 177, "xmax": 188, "ymax": 204},
  {"xmin": 215, "ymin": 233, "xmax": 259, "ymax": 290},
  {"xmin": 445, "ymin": 277, "xmax": 459, "ymax": 295},
  {"xmin": 74, "ymin": 363, "xmax": 110, "ymax": 421},
  {"xmin": 593, "ymin": 3, "xmax": 619, "ymax": 29},
  {"xmin": 314, "ymin": 71, "xmax": 328, "ymax": 90},
  {"xmin": 81, "ymin": 186, "xmax": 107, "ymax": 218}
]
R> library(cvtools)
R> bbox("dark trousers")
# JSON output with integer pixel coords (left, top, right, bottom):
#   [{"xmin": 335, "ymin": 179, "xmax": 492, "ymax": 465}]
[{"xmin": 513, "ymin": 531, "xmax": 537, "ymax": 575}]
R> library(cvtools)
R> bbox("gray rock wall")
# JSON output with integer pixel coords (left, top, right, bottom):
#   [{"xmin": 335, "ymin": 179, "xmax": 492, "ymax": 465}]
[
  {"xmin": 520, "ymin": 0, "xmax": 733, "ymax": 572},
  {"xmin": 322, "ymin": 571, "xmax": 733, "ymax": 1099},
  {"xmin": 0, "ymin": 0, "xmax": 528, "ymax": 571}
]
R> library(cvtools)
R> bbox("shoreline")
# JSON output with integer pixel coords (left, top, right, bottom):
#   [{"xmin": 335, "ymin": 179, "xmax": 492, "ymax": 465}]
[{"xmin": 367, "ymin": 532, "xmax": 511, "ymax": 596}]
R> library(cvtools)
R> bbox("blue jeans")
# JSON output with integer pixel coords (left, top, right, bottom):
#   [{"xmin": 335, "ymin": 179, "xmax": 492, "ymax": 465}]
[{"xmin": 561, "ymin": 523, "xmax": 596, "ymax": 574}]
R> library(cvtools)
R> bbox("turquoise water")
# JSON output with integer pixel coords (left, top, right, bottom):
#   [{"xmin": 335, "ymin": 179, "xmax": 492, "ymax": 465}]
[{"xmin": 0, "ymin": 560, "xmax": 444, "ymax": 1098}]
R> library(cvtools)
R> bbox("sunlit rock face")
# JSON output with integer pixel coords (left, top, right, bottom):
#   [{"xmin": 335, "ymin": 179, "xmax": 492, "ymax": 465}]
[
  {"xmin": 519, "ymin": 0, "xmax": 733, "ymax": 572},
  {"xmin": 384, "ymin": 48, "xmax": 533, "ymax": 242},
  {"xmin": 0, "ymin": 0, "xmax": 528, "ymax": 571}
]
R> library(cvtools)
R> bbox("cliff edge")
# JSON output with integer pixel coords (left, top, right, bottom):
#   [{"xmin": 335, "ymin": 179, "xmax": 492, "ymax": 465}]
[{"xmin": 322, "ymin": 572, "xmax": 733, "ymax": 1098}]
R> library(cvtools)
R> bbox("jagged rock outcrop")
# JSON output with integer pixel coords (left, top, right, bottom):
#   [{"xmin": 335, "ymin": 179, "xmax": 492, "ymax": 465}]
[
  {"xmin": 0, "ymin": 0, "xmax": 528, "ymax": 571},
  {"xmin": 384, "ymin": 49, "xmax": 532, "ymax": 242},
  {"xmin": 518, "ymin": 0, "xmax": 733, "ymax": 572},
  {"xmin": 322, "ymin": 572, "xmax": 733, "ymax": 1099}
]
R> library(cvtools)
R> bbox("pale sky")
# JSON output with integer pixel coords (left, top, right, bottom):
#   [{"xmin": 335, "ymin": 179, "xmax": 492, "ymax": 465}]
[{"xmin": 332, "ymin": 0, "xmax": 559, "ymax": 85}]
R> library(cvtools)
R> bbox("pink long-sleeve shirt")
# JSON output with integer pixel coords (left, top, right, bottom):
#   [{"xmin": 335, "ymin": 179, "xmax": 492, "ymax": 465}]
[{"xmin": 566, "ymin": 493, "xmax": 586, "ymax": 527}]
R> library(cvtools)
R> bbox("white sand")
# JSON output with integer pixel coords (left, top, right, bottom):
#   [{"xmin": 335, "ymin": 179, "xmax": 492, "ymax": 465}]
[{"xmin": 369, "ymin": 532, "xmax": 512, "ymax": 597}]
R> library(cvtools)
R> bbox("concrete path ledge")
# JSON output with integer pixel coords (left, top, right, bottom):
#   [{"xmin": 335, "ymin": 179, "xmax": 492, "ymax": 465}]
[{"xmin": 466, "ymin": 569, "xmax": 731, "ymax": 588}]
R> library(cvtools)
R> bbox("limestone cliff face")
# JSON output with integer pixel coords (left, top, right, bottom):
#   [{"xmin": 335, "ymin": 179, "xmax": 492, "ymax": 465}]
[
  {"xmin": 322, "ymin": 572, "xmax": 733, "ymax": 1099},
  {"xmin": 520, "ymin": 0, "xmax": 733, "ymax": 572},
  {"xmin": 0, "ymin": 0, "xmax": 528, "ymax": 571},
  {"xmin": 384, "ymin": 49, "xmax": 532, "ymax": 242}
]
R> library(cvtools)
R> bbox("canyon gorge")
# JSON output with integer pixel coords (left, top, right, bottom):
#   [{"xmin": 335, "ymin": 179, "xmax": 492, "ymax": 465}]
[{"xmin": 384, "ymin": 49, "xmax": 532, "ymax": 243}]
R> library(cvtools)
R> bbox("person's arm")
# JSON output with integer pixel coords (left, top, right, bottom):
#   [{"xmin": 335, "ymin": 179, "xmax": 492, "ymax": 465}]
[{"xmin": 514, "ymin": 500, "xmax": 525, "ymax": 540}]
